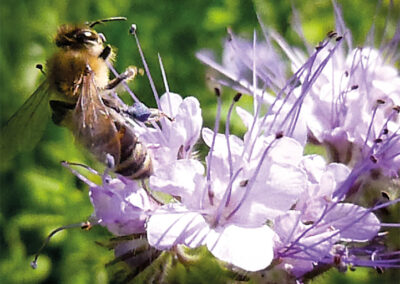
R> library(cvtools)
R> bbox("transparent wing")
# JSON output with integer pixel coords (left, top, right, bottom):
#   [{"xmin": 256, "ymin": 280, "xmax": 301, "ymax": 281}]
[
  {"xmin": 0, "ymin": 81, "xmax": 51, "ymax": 161},
  {"xmin": 72, "ymin": 71, "xmax": 121, "ymax": 166}
]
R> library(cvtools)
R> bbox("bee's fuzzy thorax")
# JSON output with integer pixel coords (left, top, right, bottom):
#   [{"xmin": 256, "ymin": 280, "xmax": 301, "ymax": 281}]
[{"xmin": 47, "ymin": 49, "xmax": 109, "ymax": 98}]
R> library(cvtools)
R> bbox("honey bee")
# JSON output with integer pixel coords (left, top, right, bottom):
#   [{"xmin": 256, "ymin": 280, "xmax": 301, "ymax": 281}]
[{"xmin": 1, "ymin": 17, "xmax": 154, "ymax": 179}]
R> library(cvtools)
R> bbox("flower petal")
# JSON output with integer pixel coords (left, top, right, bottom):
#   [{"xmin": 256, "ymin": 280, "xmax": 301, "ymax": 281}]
[
  {"xmin": 147, "ymin": 205, "xmax": 209, "ymax": 249},
  {"xmin": 324, "ymin": 203, "xmax": 381, "ymax": 242},
  {"xmin": 206, "ymin": 224, "xmax": 274, "ymax": 271}
]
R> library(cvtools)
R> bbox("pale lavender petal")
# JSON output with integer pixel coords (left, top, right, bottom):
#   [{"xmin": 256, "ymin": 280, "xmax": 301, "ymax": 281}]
[
  {"xmin": 147, "ymin": 205, "xmax": 209, "ymax": 249},
  {"xmin": 324, "ymin": 203, "xmax": 381, "ymax": 242},
  {"xmin": 159, "ymin": 92, "xmax": 183, "ymax": 117},
  {"xmin": 149, "ymin": 159, "xmax": 205, "ymax": 201},
  {"xmin": 89, "ymin": 180, "xmax": 152, "ymax": 235},
  {"xmin": 206, "ymin": 224, "xmax": 274, "ymax": 271},
  {"xmin": 235, "ymin": 164, "xmax": 306, "ymax": 222}
]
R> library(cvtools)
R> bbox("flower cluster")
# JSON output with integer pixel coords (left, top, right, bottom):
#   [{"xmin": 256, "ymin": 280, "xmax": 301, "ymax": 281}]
[
  {"xmin": 42, "ymin": 5, "xmax": 400, "ymax": 283},
  {"xmin": 195, "ymin": 4, "xmax": 400, "ymax": 279}
]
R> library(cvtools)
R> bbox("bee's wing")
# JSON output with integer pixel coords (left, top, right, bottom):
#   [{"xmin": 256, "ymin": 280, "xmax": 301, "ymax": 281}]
[
  {"xmin": 0, "ymin": 81, "xmax": 51, "ymax": 161},
  {"xmin": 72, "ymin": 71, "xmax": 121, "ymax": 166}
]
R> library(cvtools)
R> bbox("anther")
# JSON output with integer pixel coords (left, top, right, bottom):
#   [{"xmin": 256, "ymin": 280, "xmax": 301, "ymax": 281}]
[
  {"xmin": 315, "ymin": 42, "xmax": 324, "ymax": 51},
  {"xmin": 376, "ymin": 99, "xmax": 385, "ymax": 105},
  {"xmin": 214, "ymin": 87, "xmax": 221, "ymax": 97},
  {"xmin": 333, "ymin": 255, "xmax": 341, "ymax": 265},
  {"xmin": 374, "ymin": 138, "xmax": 383, "ymax": 143},
  {"xmin": 275, "ymin": 131, "xmax": 284, "ymax": 139},
  {"xmin": 344, "ymin": 71, "xmax": 349, "ymax": 77},
  {"xmin": 81, "ymin": 221, "xmax": 92, "ymax": 230},
  {"xmin": 351, "ymin": 85, "xmax": 358, "ymax": 90},
  {"xmin": 129, "ymin": 24, "xmax": 137, "ymax": 35},
  {"xmin": 336, "ymin": 36, "xmax": 343, "ymax": 42},
  {"xmin": 383, "ymin": 128, "xmax": 389, "ymax": 135},
  {"xmin": 393, "ymin": 106, "xmax": 400, "ymax": 113},
  {"xmin": 239, "ymin": 180, "xmax": 248, "ymax": 187},
  {"xmin": 36, "ymin": 64, "xmax": 46, "ymax": 75},
  {"xmin": 327, "ymin": 31, "xmax": 337, "ymax": 38},
  {"xmin": 233, "ymin": 93, "xmax": 242, "ymax": 102},
  {"xmin": 370, "ymin": 155, "xmax": 378, "ymax": 163}
]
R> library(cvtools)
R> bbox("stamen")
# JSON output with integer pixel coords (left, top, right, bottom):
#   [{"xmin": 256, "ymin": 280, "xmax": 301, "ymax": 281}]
[
  {"xmin": 225, "ymin": 93, "xmax": 241, "ymax": 177},
  {"xmin": 227, "ymin": 136, "xmax": 279, "ymax": 219},
  {"xmin": 105, "ymin": 61, "xmax": 140, "ymax": 103},
  {"xmin": 129, "ymin": 24, "xmax": 161, "ymax": 109},
  {"xmin": 252, "ymin": 30, "xmax": 258, "ymax": 112},
  {"xmin": 205, "ymin": 88, "xmax": 222, "ymax": 206},
  {"xmin": 380, "ymin": 223, "xmax": 400, "ymax": 228},
  {"xmin": 61, "ymin": 161, "xmax": 98, "ymax": 187},
  {"xmin": 213, "ymin": 167, "xmax": 243, "ymax": 226},
  {"xmin": 31, "ymin": 221, "xmax": 96, "ymax": 269},
  {"xmin": 158, "ymin": 54, "xmax": 173, "ymax": 116}
]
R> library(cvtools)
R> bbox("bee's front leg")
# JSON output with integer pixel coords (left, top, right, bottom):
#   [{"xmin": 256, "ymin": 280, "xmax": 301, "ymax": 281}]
[
  {"xmin": 99, "ymin": 45, "xmax": 112, "ymax": 60},
  {"xmin": 105, "ymin": 67, "xmax": 137, "ymax": 90}
]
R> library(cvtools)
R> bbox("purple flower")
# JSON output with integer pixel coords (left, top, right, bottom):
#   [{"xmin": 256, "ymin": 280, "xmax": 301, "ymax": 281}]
[
  {"xmin": 272, "ymin": 155, "xmax": 381, "ymax": 277},
  {"xmin": 42, "ymin": 11, "xmax": 399, "ymax": 281},
  {"xmin": 300, "ymin": 46, "xmax": 400, "ymax": 176},
  {"xmin": 89, "ymin": 175, "xmax": 157, "ymax": 236},
  {"xmin": 146, "ymin": 127, "xmax": 307, "ymax": 271},
  {"xmin": 197, "ymin": 8, "xmax": 400, "ymax": 177},
  {"xmin": 196, "ymin": 2, "xmax": 399, "ymax": 279},
  {"xmin": 139, "ymin": 92, "xmax": 202, "ymax": 171}
]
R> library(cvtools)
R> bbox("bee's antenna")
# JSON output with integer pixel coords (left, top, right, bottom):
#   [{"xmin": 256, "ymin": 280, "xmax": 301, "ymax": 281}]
[{"xmin": 87, "ymin": 17, "xmax": 127, "ymax": 28}]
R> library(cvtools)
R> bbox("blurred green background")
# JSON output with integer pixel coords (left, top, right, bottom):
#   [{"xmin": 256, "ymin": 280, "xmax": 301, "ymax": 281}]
[{"xmin": 0, "ymin": 0, "xmax": 399, "ymax": 283}]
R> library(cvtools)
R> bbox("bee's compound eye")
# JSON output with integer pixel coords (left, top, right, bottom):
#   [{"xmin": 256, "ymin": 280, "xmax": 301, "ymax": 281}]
[
  {"xmin": 83, "ymin": 31, "xmax": 93, "ymax": 38},
  {"xmin": 76, "ymin": 30, "xmax": 97, "ymax": 43}
]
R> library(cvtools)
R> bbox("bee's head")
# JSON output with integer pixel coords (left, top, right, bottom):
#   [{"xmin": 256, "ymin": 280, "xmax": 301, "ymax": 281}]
[
  {"xmin": 55, "ymin": 17, "xmax": 126, "ymax": 51},
  {"xmin": 55, "ymin": 26, "xmax": 104, "ymax": 49}
]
